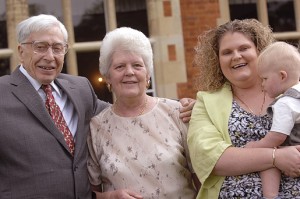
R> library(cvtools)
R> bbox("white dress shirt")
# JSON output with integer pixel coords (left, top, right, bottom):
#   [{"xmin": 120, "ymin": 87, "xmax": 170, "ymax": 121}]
[{"xmin": 19, "ymin": 66, "xmax": 78, "ymax": 138}]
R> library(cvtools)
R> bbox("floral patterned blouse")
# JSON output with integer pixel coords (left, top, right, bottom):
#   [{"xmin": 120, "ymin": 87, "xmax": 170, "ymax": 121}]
[
  {"xmin": 219, "ymin": 100, "xmax": 300, "ymax": 199},
  {"xmin": 87, "ymin": 98, "xmax": 197, "ymax": 199}
]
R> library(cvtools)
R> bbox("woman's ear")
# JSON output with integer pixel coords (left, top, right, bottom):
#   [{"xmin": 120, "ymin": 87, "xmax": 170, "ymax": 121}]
[
  {"xmin": 105, "ymin": 76, "xmax": 111, "ymax": 84},
  {"xmin": 147, "ymin": 73, "xmax": 151, "ymax": 80}
]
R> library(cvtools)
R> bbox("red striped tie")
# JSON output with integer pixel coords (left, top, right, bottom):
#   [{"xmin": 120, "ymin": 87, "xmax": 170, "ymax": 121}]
[{"xmin": 42, "ymin": 84, "xmax": 75, "ymax": 156}]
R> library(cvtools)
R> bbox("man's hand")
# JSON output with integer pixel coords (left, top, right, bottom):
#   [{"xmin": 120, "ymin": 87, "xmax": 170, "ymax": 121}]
[{"xmin": 179, "ymin": 98, "xmax": 196, "ymax": 123}]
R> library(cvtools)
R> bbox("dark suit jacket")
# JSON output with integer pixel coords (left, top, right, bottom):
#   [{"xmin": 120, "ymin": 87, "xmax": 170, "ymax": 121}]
[{"xmin": 0, "ymin": 68, "xmax": 109, "ymax": 199}]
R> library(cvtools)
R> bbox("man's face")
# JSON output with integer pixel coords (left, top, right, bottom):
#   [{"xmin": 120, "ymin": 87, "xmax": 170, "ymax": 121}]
[{"xmin": 18, "ymin": 26, "xmax": 67, "ymax": 85}]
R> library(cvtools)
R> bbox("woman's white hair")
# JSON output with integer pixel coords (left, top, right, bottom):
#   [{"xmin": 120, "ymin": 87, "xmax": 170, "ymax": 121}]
[
  {"xmin": 16, "ymin": 14, "xmax": 68, "ymax": 43},
  {"xmin": 99, "ymin": 27, "xmax": 153, "ymax": 77}
]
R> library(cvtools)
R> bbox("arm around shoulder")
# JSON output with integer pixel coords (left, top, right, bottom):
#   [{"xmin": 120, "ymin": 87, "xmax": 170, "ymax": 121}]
[{"xmin": 178, "ymin": 97, "xmax": 196, "ymax": 123}]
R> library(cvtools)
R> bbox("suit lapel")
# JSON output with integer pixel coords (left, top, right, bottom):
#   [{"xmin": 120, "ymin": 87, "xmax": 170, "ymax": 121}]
[
  {"xmin": 55, "ymin": 78, "xmax": 86, "ymax": 158},
  {"xmin": 10, "ymin": 69, "xmax": 74, "ymax": 154}
]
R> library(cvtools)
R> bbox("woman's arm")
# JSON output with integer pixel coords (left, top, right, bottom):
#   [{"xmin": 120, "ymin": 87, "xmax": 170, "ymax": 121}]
[
  {"xmin": 214, "ymin": 145, "xmax": 300, "ymax": 177},
  {"xmin": 188, "ymin": 87, "xmax": 300, "ymax": 184},
  {"xmin": 273, "ymin": 145, "xmax": 300, "ymax": 177},
  {"xmin": 213, "ymin": 147, "xmax": 273, "ymax": 176},
  {"xmin": 188, "ymin": 87, "xmax": 233, "ymax": 184}
]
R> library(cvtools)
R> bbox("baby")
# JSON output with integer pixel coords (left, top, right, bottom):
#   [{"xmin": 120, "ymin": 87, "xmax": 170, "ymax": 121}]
[{"xmin": 246, "ymin": 41, "xmax": 300, "ymax": 199}]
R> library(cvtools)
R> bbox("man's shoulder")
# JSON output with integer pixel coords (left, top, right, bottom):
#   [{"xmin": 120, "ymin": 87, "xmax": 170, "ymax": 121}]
[
  {"xmin": 0, "ymin": 73, "xmax": 16, "ymax": 88},
  {"xmin": 57, "ymin": 73, "xmax": 88, "ymax": 81},
  {"xmin": 0, "ymin": 74, "xmax": 11, "ymax": 82},
  {"xmin": 56, "ymin": 73, "xmax": 92, "ymax": 87}
]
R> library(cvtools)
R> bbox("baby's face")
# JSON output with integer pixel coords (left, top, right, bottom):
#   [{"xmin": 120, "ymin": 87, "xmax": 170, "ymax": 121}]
[{"xmin": 258, "ymin": 63, "xmax": 284, "ymax": 98}]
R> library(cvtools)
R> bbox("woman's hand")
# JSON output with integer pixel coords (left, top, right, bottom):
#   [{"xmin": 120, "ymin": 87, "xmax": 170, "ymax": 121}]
[
  {"xmin": 179, "ymin": 98, "xmax": 196, "ymax": 123},
  {"xmin": 275, "ymin": 145, "xmax": 300, "ymax": 177},
  {"xmin": 94, "ymin": 189, "xmax": 143, "ymax": 199}
]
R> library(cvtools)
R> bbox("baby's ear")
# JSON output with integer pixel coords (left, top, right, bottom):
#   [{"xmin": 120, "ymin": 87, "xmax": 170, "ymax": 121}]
[{"xmin": 280, "ymin": 70, "xmax": 288, "ymax": 80}]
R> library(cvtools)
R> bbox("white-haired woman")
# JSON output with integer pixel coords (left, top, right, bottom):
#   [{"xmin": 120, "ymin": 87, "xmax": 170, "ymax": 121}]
[{"xmin": 87, "ymin": 27, "xmax": 199, "ymax": 199}]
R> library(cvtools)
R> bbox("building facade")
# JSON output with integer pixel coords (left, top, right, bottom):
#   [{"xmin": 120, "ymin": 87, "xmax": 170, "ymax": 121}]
[{"xmin": 0, "ymin": 0, "xmax": 299, "ymax": 102}]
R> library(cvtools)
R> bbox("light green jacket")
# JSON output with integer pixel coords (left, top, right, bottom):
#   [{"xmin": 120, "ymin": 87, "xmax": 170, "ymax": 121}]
[{"xmin": 188, "ymin": 83, "xmax": 233, "ymax": 199}]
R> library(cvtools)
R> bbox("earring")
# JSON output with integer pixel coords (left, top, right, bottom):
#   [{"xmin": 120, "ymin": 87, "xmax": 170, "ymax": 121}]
[
  {"xmin": 107, "ymin": 83, "xmax": 112, "ymax": 92},
  {"xmin": 146, "ymin": 79, "xmax": 151, "ymax": 89}
]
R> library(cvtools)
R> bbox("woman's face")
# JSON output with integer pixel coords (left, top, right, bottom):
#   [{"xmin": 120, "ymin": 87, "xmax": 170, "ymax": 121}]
[
  {"xmin": 106, "ymin": 50, "xmax": 149, "ymax": 99},
  {"xmin": 218, "ymin": 32, "xmax": 259, "ymax": 87}
]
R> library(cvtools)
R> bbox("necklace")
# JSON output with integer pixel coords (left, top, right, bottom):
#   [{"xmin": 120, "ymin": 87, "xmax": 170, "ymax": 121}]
[
  {"xmin": 113, "ymin": 97, "xmax": 148, "ymax": 117},
  {"xmin": 234, "ymin": 92, "xmax": 266, "ymax": 116}
]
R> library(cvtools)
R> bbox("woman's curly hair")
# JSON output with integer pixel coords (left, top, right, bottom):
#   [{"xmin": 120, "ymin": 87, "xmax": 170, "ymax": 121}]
[{"xmin": 194, "ymin": 18, "xmax": 275, "ymax": 91}]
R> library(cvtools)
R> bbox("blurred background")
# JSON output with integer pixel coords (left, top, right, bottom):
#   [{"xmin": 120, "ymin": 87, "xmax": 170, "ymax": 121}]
[{"xmin": 0, "ymin": 0, "xmax": 298, "ymax": 103}]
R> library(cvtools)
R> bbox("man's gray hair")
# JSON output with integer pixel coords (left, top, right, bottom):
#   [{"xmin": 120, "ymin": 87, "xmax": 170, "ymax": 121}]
[{"xmin": 16, "ymin": 14, "xmax": 68, "ymax": 43}]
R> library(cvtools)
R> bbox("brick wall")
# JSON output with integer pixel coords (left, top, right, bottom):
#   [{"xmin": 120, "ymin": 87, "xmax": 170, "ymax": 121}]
[{"xmin": 178, "ymin": 0, "xmax": 220, "ymax": 99}]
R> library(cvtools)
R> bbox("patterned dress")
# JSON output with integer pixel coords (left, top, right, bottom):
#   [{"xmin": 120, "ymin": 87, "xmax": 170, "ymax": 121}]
[
  {"xmin": 87, "ymin": 98, "xmax": 196, "ymax": 199},
  {"xmin": 219, "ymin": 100, "xmax": 300, "ymax": 199}
]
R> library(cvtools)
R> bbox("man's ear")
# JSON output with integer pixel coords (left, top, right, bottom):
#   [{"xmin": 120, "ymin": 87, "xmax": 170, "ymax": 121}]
[
  {"xmin": 17, "ymin": 45, "xmax": 24, "ymax": 62},
  {"xmin": 280, "ymin": 70, "xmax": 288, "ymax": 81}
]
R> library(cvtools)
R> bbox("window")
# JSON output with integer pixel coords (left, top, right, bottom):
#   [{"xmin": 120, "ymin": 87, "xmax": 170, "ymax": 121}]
[
  {"xmin": 268, "ymin": 0, "xmax": 295, "ymax": 32},
  {"xmin": 72, "ymin": 0, "xmax": 106, "ymax": 42},
  {"xmin": 229, "ymin": 0, "xmax": 258, "ymax": 20},
  {"xmin": 0, "ymin": 58, "xmax": 9, "ymax": 76},
  {"xmin": 0, "ymin": 0, "xmax": 9, "ymax": 76},
  {"xmin": 221, "ymin": 0, "xmax": 300, "ymax": 44}
]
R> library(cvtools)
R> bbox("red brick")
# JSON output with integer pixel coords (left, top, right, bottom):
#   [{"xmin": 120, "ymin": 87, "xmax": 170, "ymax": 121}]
[
  {"xmin": 163, "ymin": 1, "xmax": 172, "ymax": 17},
  {"xmin": 178, "ymin": 0, "xmax": 220, "ymax": 99}
]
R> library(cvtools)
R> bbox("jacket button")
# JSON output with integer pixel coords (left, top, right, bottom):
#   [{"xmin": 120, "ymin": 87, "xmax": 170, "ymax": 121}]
[{"xmin": 74, "ymin": 165, "xmax": 78, "ymax": 171}]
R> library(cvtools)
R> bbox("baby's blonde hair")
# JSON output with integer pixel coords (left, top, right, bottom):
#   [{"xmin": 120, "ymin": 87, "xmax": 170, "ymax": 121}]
[{"xmin": 258, "ymin": 41, "xmax": 300, "ymax": 79}]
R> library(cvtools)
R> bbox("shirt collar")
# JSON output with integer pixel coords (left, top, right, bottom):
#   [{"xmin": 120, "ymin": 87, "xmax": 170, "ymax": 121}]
[{"xmin": 19, "ymin": 65, "xmax": 62, "ymax": 97}]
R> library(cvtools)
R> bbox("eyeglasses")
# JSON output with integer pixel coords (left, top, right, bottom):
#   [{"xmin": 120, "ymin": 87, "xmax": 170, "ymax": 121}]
[{"xmin": 21, "ymin": 41, "xmax": 68, "ymax": 55}]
